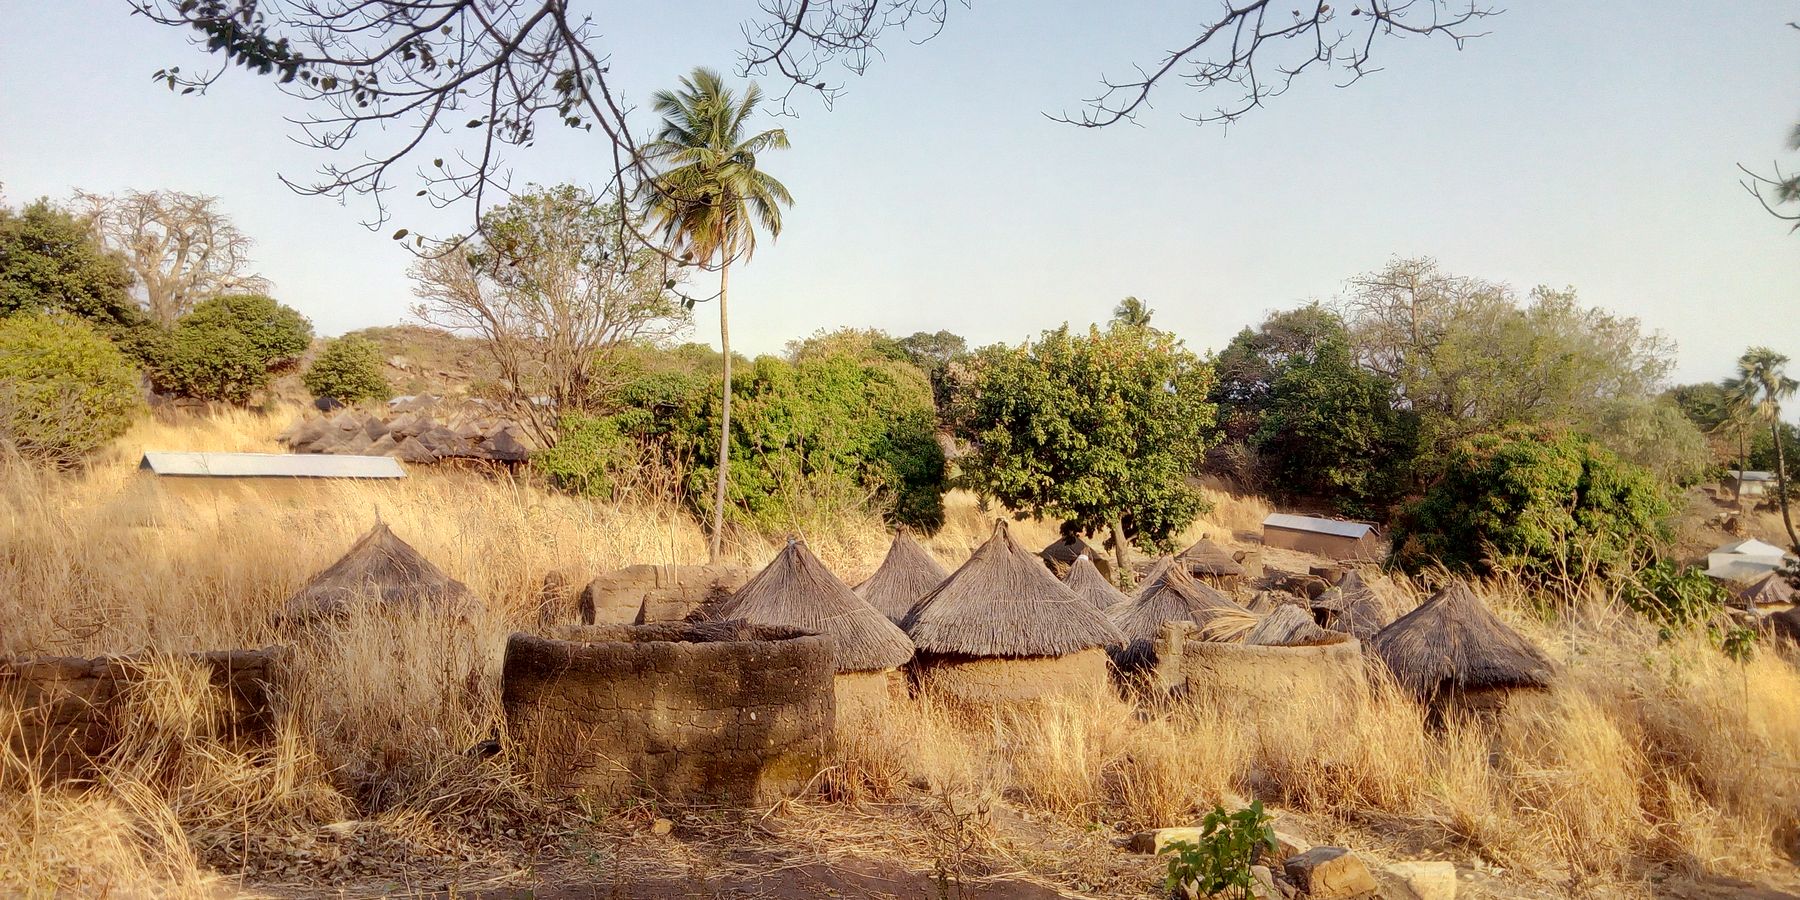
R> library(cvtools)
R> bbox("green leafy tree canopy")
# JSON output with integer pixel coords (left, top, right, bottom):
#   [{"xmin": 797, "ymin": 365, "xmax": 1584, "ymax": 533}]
[
  {"xmin": 0, "ymin": 199, "xmax": 137, "ymax": 327},
  {"xmin": 303, "ymin": 335, "xmax": 392, "ymax": 404}
]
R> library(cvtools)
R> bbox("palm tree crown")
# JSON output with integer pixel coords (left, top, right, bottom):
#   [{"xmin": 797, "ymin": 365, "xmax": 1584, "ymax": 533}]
[
  {"xmin": 640, "ymin": 67, "xmax": 792, "ymax": 265},
  {"xmin": 1729, "ymin": 347, "xmax": 1798, "ymax": 422}
]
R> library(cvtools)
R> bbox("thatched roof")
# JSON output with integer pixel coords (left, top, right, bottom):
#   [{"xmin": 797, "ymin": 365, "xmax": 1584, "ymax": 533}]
[
  {"xmin": 1244, "ymin": 604, "xmax": 1350, "ymax": 647},
  {"xmin": 1179, "ymin": 538, "xmax": 1246, "ymax": 577},
  {"xmin": 283, "ymin": 523, "xmax": 476, "ymax": 623},
  {"xmin": 1039, "ymin": 534, "xmax": 1112, "ymax": 578},
  {"xmin": 1736, "ymin": 572, "xmax": 1795, "ymax": 609},
  {"xmin": 1245, "ymin": 590, "xmax": 1307, "ymax": 615},
  {"xmin": 856, "ymin": 531, "xmax": 950, "ymax": 625},
  {"xmin": 1371, "ymin": 580, "xmax": 1553, "ymax": 701},
  {"xmin": 1108, "ymin": 559, "xmax": 1243, "ymax": 667},
  {"xmin": 903, "ymin": 521, "xmax": 1123, "ymax": 658},
  {"xmin": 1064, "ymin": 555, "xmax": 1129, "ymax": 610},
  {"xmin": 1312, "ymin": 571, "xmax": 1392, "ymax": 642},
  {"xmin": 709, "ymin": 540, "xmax": 914, "ymax": 673}
]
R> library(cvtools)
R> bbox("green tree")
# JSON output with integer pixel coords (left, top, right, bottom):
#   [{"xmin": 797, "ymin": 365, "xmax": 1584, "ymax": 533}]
[
  {"xmin": 0, "ymin": 199, "xmax": 137, "ymax": 327},
  {"xmin": 1111, "ymin": 295, "xmax": 1154, "ymax": 328},
  {"xmin": 893, "ymin": 329, "xmax": 969, "ymax": 413},
  {"xmin": 641, "ymin": 67, "xmax": 793, "ymax": 562},
  {"xmin": 1251, "ymin": 336, "xmax": 1422, "ymax": 517},
  {"xmin": 1726, "ymin": 347, "xmax": 1799, "ymax": 553},
  {"xmin": 0, "ymin": 312, "xmax": 143, "ymax": 464},
  {"xmin": 952, "ymin": 323, "xmax": 1217, "ymax": 571},
  {"xmin": 1208, "ymin": 303, "xmax": 1362, "ymax": 486},
  {"xmin": 303, "ymin": 335, "xmax": 392, "ymax": 404},
  {"xmin": 147, "ymin": 294, "xmax": 313, "ymax": 404},
  {"xmin": 1390, "ymin": 426, "xmax": 1673, "ymax": 583}
]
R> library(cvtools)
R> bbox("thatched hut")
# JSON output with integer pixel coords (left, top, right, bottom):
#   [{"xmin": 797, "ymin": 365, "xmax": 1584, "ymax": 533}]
[
  {"xmin": 1244, "ymin": 604, "xmax": 1350, "ymax": 647},
  {"xmin": 710, "ymin": 540, "xmax": 915, "ymax": 719},
  {"xmin": 1371, "ymin": 580, "xmax": 1553, "ymax": 717},
  {"xmin": 856, "ymin": 530, "xmax": 950, "ymax": 625},
  {"xmin": 1108, "ymin": 560, "xmax": 1245, "ymax": 671},
  {"xmin": 1040, "ymin": 534, "xmax": 1111, "ymax": 579},
  {"xmin": 1311, "ymin": 570, "xmax": 1392, "ymax": 642},
  {"xmin": 280, "ymin": 523, "xmax": 477, "ymax": 625},
  {"xmin": 903, "ymin": 521, "xmax": 1123, "ymax": 702},
  {"xmin": 1064, "ymin": 555, "xmax": 1129, "ymax": 610},
  {"xmin": 1178, "ymin": 538, "xmax": 1247, "ymax": 588}
]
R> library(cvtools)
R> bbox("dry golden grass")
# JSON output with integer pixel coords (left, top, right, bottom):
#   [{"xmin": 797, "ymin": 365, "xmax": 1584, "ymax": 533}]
[{"xmin": 2, "ymin": 407, "xmax": 1798, "ymax": 898}]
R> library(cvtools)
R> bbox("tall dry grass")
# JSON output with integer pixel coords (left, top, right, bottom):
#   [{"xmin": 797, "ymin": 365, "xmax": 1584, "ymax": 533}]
[{"xmin": 3, "ymin": 408, "xmax": 1798, "ymax": 897}]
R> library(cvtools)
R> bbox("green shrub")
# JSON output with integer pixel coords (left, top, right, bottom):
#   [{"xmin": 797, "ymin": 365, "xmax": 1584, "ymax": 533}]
[
  {"xmin": 303, "ymin": 335, "xmax": 392, "ymax": 404},
  {"xmin": 0, "ymin": 199, "xmax": 137, "ymax": 327},
  {"xmin": 0, "ymin": 312, "xmax": 142, "ymax": 463},
  {"xmin": 533, "ymin": 413, "xmax": 637, "ymax": 498},
  {"xmin": 1160, "ymin": 801, "xmax": 1277, "ymax": 900},
  {"xmin": 147, "ymin": 294, "xmax": 313, "ymax": 404},
  {"xmin": 1625, "ymin": 559, "xmax": 1730, "ymax": 634},
  {"xmin": 1390, "ymin": 426, "xmax": 1672, "ymax": 582}
]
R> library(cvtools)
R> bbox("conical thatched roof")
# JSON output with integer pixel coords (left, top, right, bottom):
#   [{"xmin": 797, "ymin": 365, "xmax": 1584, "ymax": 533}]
[
  {"xmin": 283, "ymin": 523, "xmax": 476, "ymax": 623},
  {"xmin": 1040, "ymin": 534, "xmax": 1111, "ymax": 578},
  {"xmin": 903, "ymin": 521, "xmax": 1123, "ymax": 658},
  {"xmin": 712, "ymin": 540, "xmax": 914, "ymax": 673},
  {"xmin": 1736, "ymin": 572, "xmax": 1795, "ymax": 609},
  {"xmin": 1312, "ymin": 571, "xmax": 1393, "ymax": 642},
  {"xmin": 1064, "ymin": 555, "xmax": 1129, "ymax": 610},
  {"xmin": 1244, "ymin": 604, "xmax": 1350, "ymax": 647},
  {"xmin": 1179, "ymin": 538, "xmax": 1245, "ymax": 577},
  {"xmin": 856, "ymin": 531, "xmax": 950, "ymax": 625},
  {"xmin": 1371, "ymin": 580, "xmax": 1553, "ymax": 701},
  {"xmin": 1108, "ymin": 559, "xmax": 1244, "ymax": 667}
]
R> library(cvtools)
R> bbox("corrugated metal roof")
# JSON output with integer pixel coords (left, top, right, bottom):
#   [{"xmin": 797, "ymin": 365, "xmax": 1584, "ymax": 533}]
[
  {"xmin": 1729, "ymin": 470, "xmax": 1775, "ymax": 481},
  {"xmin": 1261, "ymin": 513, "xmax": 1375, "ymax": 539},
  {"xmin": 139, "ymin": 452, "xmax": 407, "ymax": 479},
  {"xmin": 1711, "ymin": 538, "xmax": 1790, "ymax": 558}
]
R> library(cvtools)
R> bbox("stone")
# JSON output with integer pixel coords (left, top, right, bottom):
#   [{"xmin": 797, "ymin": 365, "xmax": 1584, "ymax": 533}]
[
  {"xmin": 1262, "ymin": 829, "xmax": 1312, "ymax": 865},
  {"xmin": 1381, "ymin": 861, "xmax": 1456, "ymax": 900},
  {"xmin": 1126, "ymin": 826, "xmax": 1204, "ymax": 854},
  {"xmin": 1251, "ymin": 864, "xmax": 1277, "ymax": 899},
  {"xmin": 1283, "ymin": 847, "xmax": 1378, "ymax": 899},
  {"xmin": 650, "ymin": 817, "xmax": 673, "ymax": 836}
]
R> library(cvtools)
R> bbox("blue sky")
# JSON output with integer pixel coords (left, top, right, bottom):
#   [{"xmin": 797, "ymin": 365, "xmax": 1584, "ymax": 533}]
[{"xmin": 2, "ymin": 2, "xmax": 1796, "ymax": 385}]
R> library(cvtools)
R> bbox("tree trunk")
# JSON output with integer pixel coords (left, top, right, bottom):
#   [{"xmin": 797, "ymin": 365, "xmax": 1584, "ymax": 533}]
[
  {"xmin": 1108, "ymin": 518, "xmax": 1131, "ymax": 587},
  {"xmin": 1773, "ymin": 420, "xmax": 1800, "ymax": 556},
  {"xmin": 1735, "ymin": 434, "xmax": 1748, "ymax": 507},
  {"xmin": 709, "ymin": 258, "xmax": 733, "ymax": 564}
]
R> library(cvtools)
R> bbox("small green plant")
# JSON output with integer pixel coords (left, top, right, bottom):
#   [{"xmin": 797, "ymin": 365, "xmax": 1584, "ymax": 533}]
[
  {"xmin": 1717, "ymin": 625, "xmax": 1757, "ymax": 663},
  {"xmin": 1160, "ymin": 800, "xmax": 1277, "ymax": 900},
  {"xmin": 1626, "ymin": 559, "xmax": 1731, "ymax": 637}
]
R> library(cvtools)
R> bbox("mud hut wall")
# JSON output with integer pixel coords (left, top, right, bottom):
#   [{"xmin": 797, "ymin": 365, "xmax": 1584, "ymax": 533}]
[
  {"xmin": 1144, "ymin": 621, "xmax": 1190, "ymax": 695},
  {"xmin": 0, "ymin": 648, "xmax": 288, "ymax": 779},
  {"xmin": 1260, "ymin": 525, "xmax": 1381, "ymax": 561},
  {"xmin": 577, "ymin": 565, "xmax": 751, "ymax": 625},
  {"xmin": 501, "ymin": 626, "xmax": 834, "ymax": 804},
  {"xmin": 833, "ymin": 668, "xmax": 904, "ymax": 728},
  {"xmin": 1175, "ymin": 639, "xmax": 1365, "ymax": 724},
  {"xmin": 912, "ymin": 648, "xmax": 1110, "ymax": 704}
]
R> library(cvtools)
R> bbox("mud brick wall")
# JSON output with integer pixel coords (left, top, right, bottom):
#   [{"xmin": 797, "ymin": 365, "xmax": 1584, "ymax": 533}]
[
  {"xmin": 912, "ymin": 647, "xmax": 1111, "ymax": 704},
  {"xmin": 1172, "ymin": 625, "xmax": 1366, "ymax": 722},
  {"xmin": 502, "ymin": 622, "xmax": 834, "ymax": 804},
  {"xmin": 576, "ymin": 565, "xmax": 752, "ymax": 626},
  {"xmin": 0, "ymin": 647, "xmax": 288, "ymax": 779}
]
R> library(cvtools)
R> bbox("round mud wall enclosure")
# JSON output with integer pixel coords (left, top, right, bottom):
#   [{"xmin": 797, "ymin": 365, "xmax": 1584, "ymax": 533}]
[
  {"xmin": 912, "ymin": 648, "xmax": 1111, "ymax": 704},
  {"xmin": 502, "ymin": 622, "xmax": 835, "ymax": 804},
  {"xmin": 1174, "ymin": 634, "xmax": 1365, "ymax": 723},
  {"xmin": 0, "ymin": 647, "xmax": 288, "ymax": 780}
]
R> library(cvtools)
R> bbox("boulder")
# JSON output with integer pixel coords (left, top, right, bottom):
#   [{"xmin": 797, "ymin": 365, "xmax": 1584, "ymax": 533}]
[
  {"xmin": 1283, "ymin": 847, "xmax": 1378, "ymax": 899},
  {"xmin": 1381, "ymin": 861, "xmax": 1456, "ymax": 900},
  {"xmin": 1257, "ymin": 830, "xmax": 1313, "ymax": 866},
  {"xmin": 1126, "ymin": 826, "xmax": 1204, "ymax": 855}
]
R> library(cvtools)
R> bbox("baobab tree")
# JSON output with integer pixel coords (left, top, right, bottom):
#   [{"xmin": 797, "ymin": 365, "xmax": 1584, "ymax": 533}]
[{"xmin": 75, "ymin": 190, "xmax": 268, "ymax": 326}]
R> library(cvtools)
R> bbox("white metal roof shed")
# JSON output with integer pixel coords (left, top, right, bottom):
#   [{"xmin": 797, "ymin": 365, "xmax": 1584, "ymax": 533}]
[
  {"xmin": 139, "ymin": 451, "xmax": 407, "ymax": 479},
  {"xmin": 1262, "ymin": 513, "xmax": 1376, "ymax": 539}
]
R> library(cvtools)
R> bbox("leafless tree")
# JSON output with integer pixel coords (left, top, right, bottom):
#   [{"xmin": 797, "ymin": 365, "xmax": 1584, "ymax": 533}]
[
  {"xmin": 74, "ymin": 189, "xmax": 270, "ymax": 326},
  {"xmin": 130, "ymin": 1, "xmax": 1493, "ymax": 234},
  {"xmin": 409, "ymin": 185, "xmax": 689, "ymax": 445}
]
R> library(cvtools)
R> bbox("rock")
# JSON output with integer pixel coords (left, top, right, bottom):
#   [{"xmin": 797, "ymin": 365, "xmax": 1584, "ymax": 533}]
[
  {"xmin": 1127, "ymin": 826, "xmax": 1204, "ymax": 855},
  {"xmin": 1256, "ymin": 829, "xmax": 1313, "ymax": 866},
  {"xmin": 1381, "ymin": 861, "xmax": 1456, "ymax": 900},
  {"xmin": 650, "ymin": 817, "xmax": 673, "ymax": 836},
  {"xmin": 1251, "ymin": 864, "xmax": 1277, "ymax": 899},
  {"xmin": 387, "ymin": 355, "xmax": 413, "ymax": 371},
  {"xmin": 1284, "ymin": 847, "xmax": 1378, "ymax": 899}
]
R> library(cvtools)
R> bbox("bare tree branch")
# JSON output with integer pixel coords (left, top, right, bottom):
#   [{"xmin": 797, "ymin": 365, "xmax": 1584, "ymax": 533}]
[{"xmin": 73, "ymin": 189, "xmax": 270, "ymax": 326}]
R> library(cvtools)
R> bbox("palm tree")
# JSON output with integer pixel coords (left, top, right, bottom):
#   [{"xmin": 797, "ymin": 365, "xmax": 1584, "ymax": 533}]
[
  {"xmin": 1727, "ymin": 347, "xmax": 1800, "ymax": 553},
  {"xmin": 641, "ymin": 67, "xmax": 792, "ymax": 563},
  {"xmin": 1111, "ymin": 295, "xmax": 1154, "ymax": 329}
]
